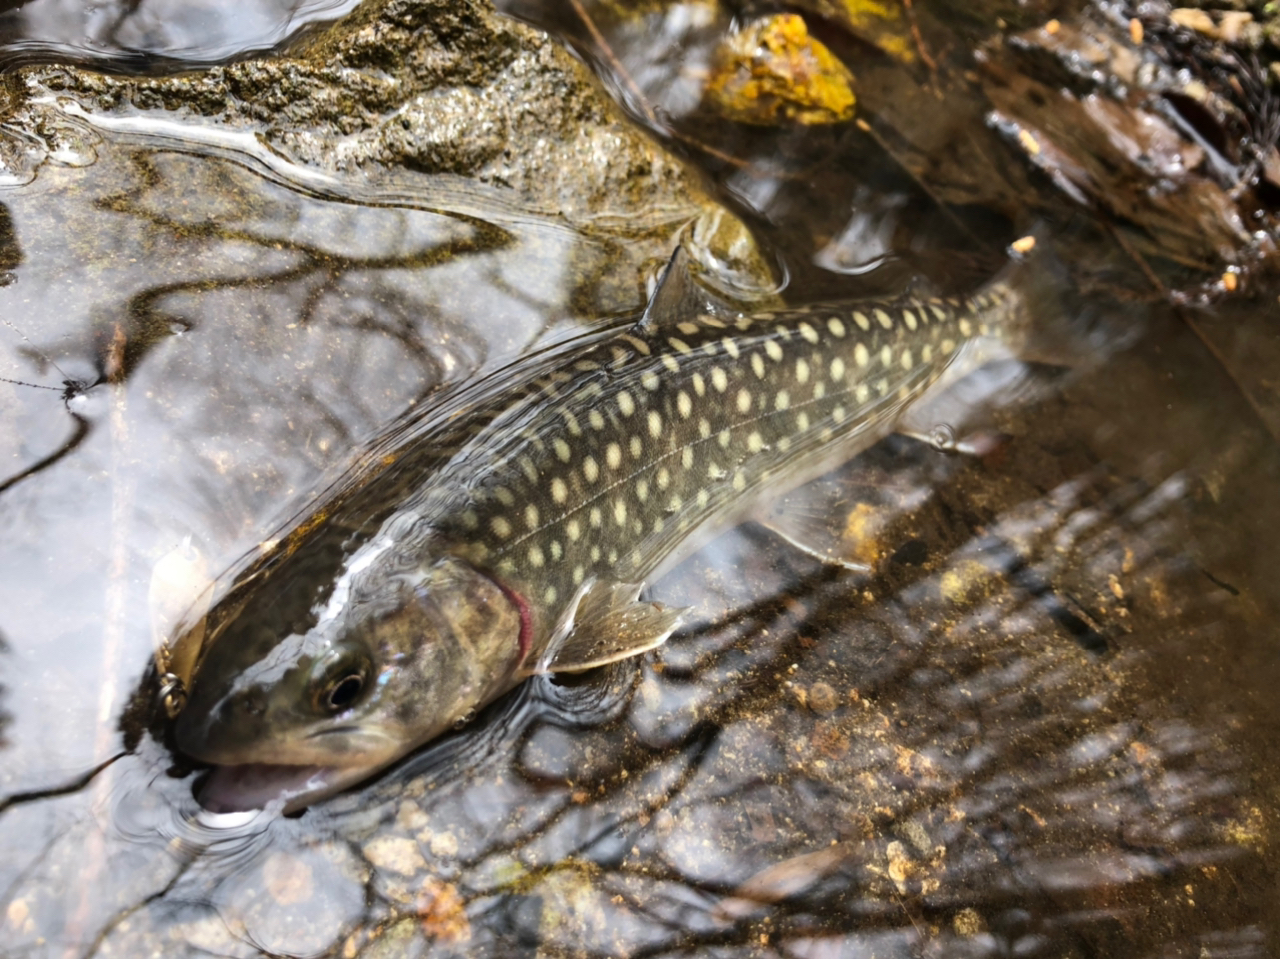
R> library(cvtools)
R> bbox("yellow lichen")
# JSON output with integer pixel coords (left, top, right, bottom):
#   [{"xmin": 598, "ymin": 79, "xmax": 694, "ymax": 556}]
[{"xmin": 706, "ymin": 14, "xmax": 856, "ymax": 126}]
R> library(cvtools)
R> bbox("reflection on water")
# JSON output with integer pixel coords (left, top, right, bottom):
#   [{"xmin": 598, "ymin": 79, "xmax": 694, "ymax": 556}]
[
  {"xmin": 0, "ymin": 0, "xmax": 361, "ymax": 72},
  {"xmin": 2, "ymin": 1, "xmax": 1279, "ymax": 957}
]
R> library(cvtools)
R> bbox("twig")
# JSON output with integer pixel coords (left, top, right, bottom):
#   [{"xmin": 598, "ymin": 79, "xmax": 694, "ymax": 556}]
[
  {"xmin": 900, "ymin": 0, "xmax": 938, "ymax": 78},
  {"xmin": 568, "ymin": 0, "xmax": 658, "ymax": 128}
]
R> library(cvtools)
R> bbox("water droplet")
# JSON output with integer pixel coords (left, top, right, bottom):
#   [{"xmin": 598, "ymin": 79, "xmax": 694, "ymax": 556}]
[{"xmin": 929, "ymin": 424, "xmax": 957, "ymax": 452}]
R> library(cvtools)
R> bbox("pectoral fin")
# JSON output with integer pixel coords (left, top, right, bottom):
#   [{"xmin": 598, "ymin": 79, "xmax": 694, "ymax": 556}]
[{"xmin": 537, "ymin": 580, "xmax": 684, "ymax": 674}]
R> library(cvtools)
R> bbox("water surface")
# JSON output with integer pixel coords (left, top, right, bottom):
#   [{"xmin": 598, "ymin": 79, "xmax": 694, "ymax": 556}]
[{"xmin": 2, "ymin": 2, "xmax": 1279, "ymax": 957}]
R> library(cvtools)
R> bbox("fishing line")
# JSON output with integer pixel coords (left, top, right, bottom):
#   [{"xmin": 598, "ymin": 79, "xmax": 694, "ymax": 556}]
[{"xmin": 0, "ymin": 374, "xmax": 61, "ymax": 391}]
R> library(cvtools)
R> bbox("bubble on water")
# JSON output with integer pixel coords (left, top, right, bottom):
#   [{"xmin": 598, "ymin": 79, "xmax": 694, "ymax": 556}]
[{"xmin": 929, "ymin": 423, "xmax": 957, "ymax": 452}]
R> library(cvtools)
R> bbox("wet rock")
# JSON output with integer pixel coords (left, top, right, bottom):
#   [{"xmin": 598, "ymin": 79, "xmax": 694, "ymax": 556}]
[
  {"xmin": 705, "ymin": 13, "xmax": 857, "ymax": 126},
  {"xmin": 0, "ymin": 0, "xmax": 770, "ymax": 314}
]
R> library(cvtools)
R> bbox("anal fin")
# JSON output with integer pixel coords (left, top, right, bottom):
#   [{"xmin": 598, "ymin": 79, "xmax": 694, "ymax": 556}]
[{"xmin": 537, "ymin": 580, "xmax": 685, "ymax": 674}]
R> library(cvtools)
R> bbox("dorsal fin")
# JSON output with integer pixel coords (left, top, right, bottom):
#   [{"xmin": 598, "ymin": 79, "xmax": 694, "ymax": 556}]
[{"xmin": 636, "ymin": 246, "xmax": 715, "ymax": 334}]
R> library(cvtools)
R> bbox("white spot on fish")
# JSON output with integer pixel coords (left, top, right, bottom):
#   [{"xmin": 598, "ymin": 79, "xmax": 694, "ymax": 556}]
[
  {"xmin": 853, "ymin": 311, "xmax": 870, "ymax": 331},
  {"xmin": 677, "ymin": 391, "xmax": 692, "ymax": 419},
  {"xmin": 563, "ymin": 411, "xmax": 582, "ymax": 436},
  {"xmin": 765, "ymin": 340, "xmax": 783, "ymax": 363},
  {"xmin": 549, "ymin": 541, "xmax": 562, "ymax": 562},
  {"xmin": 796, "ymin": 411, "xmax": 810, "ymax": 431},
  {"xmin": 662, "ymin": 354, "xmax": 680, "ymax": 373},
  {"xmin": 583, "ymin": 456, "xmax": 600, "ymax": 483},
  {"xmin": 737, "ymin": 388, "xmax": 752, "ymax": 413},
  {"xmin": 958, "ymin": 318, "xmax": 972, "ymax": 336},
  {"xmin": 799, "ymin": 322, "xmax": 819, "ymax": 344},
  {"xmin": 630, "ymin": 435, "xmax": 643, "ymax": 459},
  {"xmin": 718, "ymin": 429, "xmax": 732, "ymax": 448},
  {"xmin": 520, "ymin": 456, "xmax": 538, "ymax": 482},
  {"xmin": 642, "ymin": 371, "xmax": 660, "ymax": 391},
  {"xmin": 525, "ymin": 503, "xmax": 540, "ymax": 529},
  {"xmin": 833, "ymin": 404, "xmax": 846, "ymax": 423},
  {"xmin": 751, "ymin": 353, "xmax": 765, "ymax": 379},
  {"xmin": 657, "ymin": 467, "xmax": 671, "ymax": 490},
  {"xmin": 567, "ymin": 518, "xmax": 581, "ymax": 541},
  {"xmin": 828, "ymin": 317, "xmax": 846, "ymax": 338},
  {"xmin": 682, "ymin": 447, "xmax": 694, "ymax": 469},
  {"xmin": 880, "ymin": 345, "xmax": 893, "ymax": 368},
  {"xmin": 529, "ymin": 545, "xmax": 545, "ymax": 568},
  {"xmin": 855, "ymin": 383, "xmax": 870, "ymax": 402},
  {"xmin": 711, "ymin": 368, "xmax": 728, "ymax": 392},
  {"xmin": 699, "ymin": 418, "xmax": 712, "ymax": 439},
  {"xmin": 614, "ymin": 499, "xmax": 627, "ymax": 526},
  {"xmin": 491, "ymin": 516, "xmax": 512, "ymax": 538},
  {"xmin": 830, "ymin": 357, "xmax": 846, "ymax": 381},
  {"xmin": 697, "ymin": 489, "xmax": 710, "ymax": 507},
  {"xmin": 668, "ymin": 337, "xmax": 693, "ymax": 355},
  {"xmin": 902, "ymin": 349, "xmax": 913, "ymax": 370},
  {"xmin": 775, "ymin": 390, "xmax": 790, "ymax": 411},
  {"xmin": 617, "ymin": 391, "xmax": 635, "ymax": 417},
  {"xmin": 620, "ymin": 334, "xmax": 650, "ymax": 355},
  {"xmin": 590, "ymin": 507, "xmax": 603, "ymax": 528},
  {"xmin": 495, "ymin": 486, "xmax": 515, "ymax": 506},
  {"xmin": 677, "ymin": 322, "xmax": 699, "ymax": 336},
  {"xmin": 648, "ymin": 410, "xmax": 663, "ymax": 438},
  {"xmin": 875, "ymin": 309, "xmax": 893, "ymax": 330},
  {"xmin": 796, "ymin": 358, "xmax": 810, "ymax": 384},
  {"xmin": 941, "ymin": 338, "xmax": 955, "ymax": 354},
  {"xmin": 903, "ymin": 309, "xmax": 918, "ymax": 331},
  {"xmin": 855, "ymin": 343, "xmax": 870, "ymax": 368},
  {"xmin": 573, "ymin": 565, "xmax": 585, "ymax": 585},
  {"xmin": 722, "ymin": 337, "xmax": 741, "ymax": 359},
  {"xmin": 732, "ymin": 470, "xmax": 746, "ymax": 491},
  {"xmin": 693, "ymin": 373, "xmax": 706, "ymax": 396},
  {"xmin": 636, "ymin": 478, "xmax": 649, "ymax": 502},
  {"xmin": 554, "ymin": 438, "xmax": 571, "ymax": 463},
  {"xmin": 747, "ymin": 431, "xmax": 764, "ymax": 453},
  {"xmin": 606, "ymin": 443, "xmax": 622, "ymax": 470},
  {"xmin": 922, "ymin": 344, "xmax": 933, "ymax": 363},
  {"xmin": 589, "ymin": 409, "xmax": 605, "ymax": 431}
]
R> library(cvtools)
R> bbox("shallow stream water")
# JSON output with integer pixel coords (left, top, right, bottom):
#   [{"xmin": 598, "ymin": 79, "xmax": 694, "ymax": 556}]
[{"xmin": 2, "ymin": 2, "xmax": 1279, "ymax": 957}]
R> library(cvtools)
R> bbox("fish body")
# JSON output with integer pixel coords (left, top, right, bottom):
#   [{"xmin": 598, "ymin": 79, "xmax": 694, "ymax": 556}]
[{"xmin": 174, "ymin": 252, "xmax": 1026, "ymax": 811}]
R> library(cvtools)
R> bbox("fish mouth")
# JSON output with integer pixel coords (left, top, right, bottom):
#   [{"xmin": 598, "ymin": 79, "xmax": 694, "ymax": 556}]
[{"xmin": 195, "ymin": 762, "xmax": 353, "ymax": 813}]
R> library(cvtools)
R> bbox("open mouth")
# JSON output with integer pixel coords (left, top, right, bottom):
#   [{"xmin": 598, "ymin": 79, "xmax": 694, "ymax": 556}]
[{"xmin": 196, "ymin": 762, "xmax": 341, "ymax": 813}]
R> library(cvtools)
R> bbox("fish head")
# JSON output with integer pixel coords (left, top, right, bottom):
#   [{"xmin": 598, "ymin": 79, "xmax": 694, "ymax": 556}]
[{"xmin": 173, "ymin": 552, "xmax": 526, "ymax": 811}]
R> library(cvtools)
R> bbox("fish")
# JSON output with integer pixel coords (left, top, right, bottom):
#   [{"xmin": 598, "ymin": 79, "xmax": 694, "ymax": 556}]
[{"xmin": 171, "ymin": 249, "xmax": 1030, "ymax": 812}]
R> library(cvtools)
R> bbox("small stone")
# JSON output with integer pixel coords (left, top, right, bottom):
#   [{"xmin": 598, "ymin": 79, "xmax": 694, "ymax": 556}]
[
  {"xmin": 954, "ymin": 907, "xmax": 984, "ymax": 935},
  {"xmin": 428, "ymin": 830, "xmax": 459, "ymax": 859},
  {"xmin": 6, "ymin": 899, "xmax": 29, "ymax": 930},
  {"xmin": 1170, "ymin": 9, "xmax": 1215, "ymax": 36},
  {"xmin": 417, "ymin": 876, "xmax": 471, "ymax": 943},
  {"xmin": 263, "ymin": 851, "xmax": 314, "ymax": 906},
  {"xmin": 363, "ymin": 836, "xmax": 426, "ymax": 876},
  {"xmin": 807, "ymin": 682, "xmax": 839, "ymax": 714}
]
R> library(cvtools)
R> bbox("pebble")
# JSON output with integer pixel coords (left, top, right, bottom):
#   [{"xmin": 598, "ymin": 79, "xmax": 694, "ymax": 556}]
[
  {"xmin": 807, "ymin": 682, "xmax": 839, "ymax": 714},
  {"xmin": 363, "ymin": 836, "xmax": 426, "ymax": 876}
]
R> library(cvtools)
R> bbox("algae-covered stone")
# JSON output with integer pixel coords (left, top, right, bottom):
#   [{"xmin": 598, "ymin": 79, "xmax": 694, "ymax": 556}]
[{"xmin": 705, "ymin": 13, "xmax": 857, "ymax": 126}]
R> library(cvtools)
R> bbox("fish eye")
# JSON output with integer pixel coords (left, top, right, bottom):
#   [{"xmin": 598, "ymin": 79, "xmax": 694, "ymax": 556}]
[
  {"xmin": 323, "ymin": 673, "xmax": 365, "ymax": 712},
  {"xmin": 310, "ymin": 647, "xmax": 371, "ymax": 715}
]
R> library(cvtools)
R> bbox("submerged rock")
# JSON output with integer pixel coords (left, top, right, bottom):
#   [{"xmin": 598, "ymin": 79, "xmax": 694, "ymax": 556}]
[{"xmin": 0, "ymin": 0, "xmax": 770, "ymax": 313}]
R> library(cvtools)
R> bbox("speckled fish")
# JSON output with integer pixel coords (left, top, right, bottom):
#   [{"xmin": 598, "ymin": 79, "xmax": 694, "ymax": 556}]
[{"xmin": 173, "ymin": 250, "xmax": 1028, "ymax": 811}]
